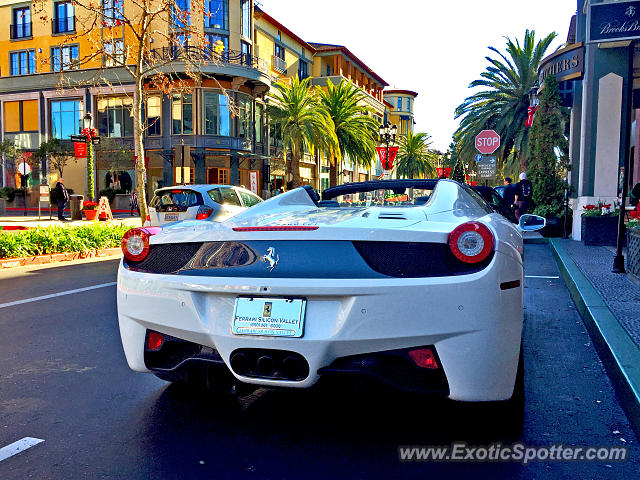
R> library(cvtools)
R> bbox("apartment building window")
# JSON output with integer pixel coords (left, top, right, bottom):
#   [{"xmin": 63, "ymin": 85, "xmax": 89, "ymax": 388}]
[
  {"xmin": 241, "ymin": 41, "xmax": 251, "ymax": 64},
  {"xmin": 103, "ymin": 0, "xmax": 124, "ymax": 26},
  {"xmin": 173, "ymin": 0, "xmax": 191, "ymax": 29},
  {"xmin": 10, "ymin": 50, "xmax": 36, "ymax": 76},
  {"xmin": 298, "ymin": 59, "xmax": 308, "ymax": 80},
  {"xmin": 4, "ymin": 100, "xmax": 38, "ymax": 134},
  {"xmin": 274, "ymin": 44, "xmax": 285, "ymax": 60},
  {"xmin": 146, "ymin": 96, "xmax": 162, "ymax": 136},
  {"xmin": 97, "ymin": 97, "xmax": 134, "ymax": 137},
  {"xmin": 104, "ymin": 39, "xmax": 125, "ymax": 66},
  {"xmin": 237, "ymin": 95, "xmax": 252, "ymax": 140},
  {"xmin": 397, "ymin": 97, "xmax": 402, "ymax": 111},
  {"xmin": 51, "ymin": 44, "xmax": 79, "ymax": 71},
  {"xmin": 172, "ymin": 93, "xmax": 193, "ymax": 134},
  {"xmin": 51, "ymin": 100, "xmax": 82, "ymax": 139},
  {"xmin": 205, "ymin": 33, "xmax": 228, "ymax": 56},
  {"xmin": 240, "ymin": 0, "xmax": 250, "ymax": 38},
  {"xmin": 255, "ymin": 103, "xmax": 263, "ymax": 143},
  {"xmin": 12, "ymin": 7, "xmax": 31, "ymax": 39},
  {"xmin": 204, "ymin": 92, "xmax": 230, "ymax": 136},
  {"xmin": 205, "ymin": 0, "xmax": 228, "ymax": 29},
  {"xmin": 406, "ymin": 97, "xmax": 411, "ymax": 112},
  {"xmin": 53, "ymin": 1, "xmax": 75, "ymax": 34}
]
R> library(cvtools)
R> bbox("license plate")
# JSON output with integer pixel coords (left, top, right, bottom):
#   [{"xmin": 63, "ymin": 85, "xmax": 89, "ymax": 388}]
[
  {"xmin": 164, "ymin": 213, "xmax": 179, "ymax": 222},
  {"xmin": 232, "ymin": 297, "xmax": 306, "ymax": 337}
]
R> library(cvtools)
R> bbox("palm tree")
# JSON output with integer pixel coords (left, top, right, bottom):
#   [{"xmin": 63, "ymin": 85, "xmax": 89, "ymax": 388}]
[
  {"xmin": 394, "ymin": 131, "xmax": 437, "ymax": 179},
  {"xmin": 268, "ymin": 76, "xmax": 338, "ymax": 189},
  {"xmin": 454, "ymin": 30, "xmax": 557, "ymax": 173},
  {"xmin": 317, "ymin": 79, "xmax": 379, "ymax": 187}
]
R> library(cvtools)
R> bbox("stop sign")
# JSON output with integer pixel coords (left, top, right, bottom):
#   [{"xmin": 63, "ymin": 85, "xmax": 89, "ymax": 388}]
[{"xmin": 475, "ymin": 130, "xmax": 500, "ymax": 155}]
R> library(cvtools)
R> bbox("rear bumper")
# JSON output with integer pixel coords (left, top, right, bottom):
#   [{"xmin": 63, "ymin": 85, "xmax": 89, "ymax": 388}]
[{"xmin": 117, "ymin": 251, "xmax": 523, "ymax": 401}]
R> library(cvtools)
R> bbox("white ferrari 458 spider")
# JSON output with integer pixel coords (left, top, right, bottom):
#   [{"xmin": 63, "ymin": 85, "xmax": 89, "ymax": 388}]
[{"xmin": 117, "ymin": 179, "xmax": 545, "ymax": 404}]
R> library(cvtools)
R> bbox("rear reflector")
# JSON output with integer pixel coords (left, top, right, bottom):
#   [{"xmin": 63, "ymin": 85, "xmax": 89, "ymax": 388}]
[
  {"xmin": 500, "ymin": 280, "xmax": 521, "ymax": 290},
  {"xmin": 146, "ymin": 331, "xmax": 164, "ymax": 351},
  {"xmin": 232, "ymin": 226, "xmax": 319, "ymax": 232},
  {"xmin": 408, "ymin": 348, "xmax": 439, "ymax": 369}
]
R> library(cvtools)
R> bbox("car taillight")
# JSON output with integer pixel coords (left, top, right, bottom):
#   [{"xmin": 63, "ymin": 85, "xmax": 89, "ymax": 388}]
[
  {"xmin": 232, "ymin": 226, "xmax": 319, "ymax": 232},
  {"xmin": 196, "ymin": 206, "xmax": 214, "ymax": 220},
  {"xmin": 121, "ymin": 227, "xmax": 161, "ymax": 262},
  {"xmin": 448, "ymin": 221, "xmax": 494, "ymax": 264},
  {"xmin": 146, "ymin": 331, "xmax": 164, "ymax": 351},
  {"xmin": 408, "ymin": 348, "xmax": 439, "ymax": 369}
]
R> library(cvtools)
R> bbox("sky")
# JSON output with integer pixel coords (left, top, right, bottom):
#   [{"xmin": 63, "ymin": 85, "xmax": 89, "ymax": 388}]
[{"xmin": 259, "ymin": 0, "xmax": 578, "ymax": 151}]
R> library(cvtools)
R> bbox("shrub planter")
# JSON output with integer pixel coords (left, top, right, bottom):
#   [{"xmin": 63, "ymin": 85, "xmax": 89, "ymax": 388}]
[
  {"xmin": 84, "ymin": 209, "xmax": 98, "ymax": 221},
  {"xmin": 628, "ymin": 228, "xmax": 640, "ymax": 280},
  {"xmin": 581, "ymin": 215, "xmax": 621, "ymax": 246}
]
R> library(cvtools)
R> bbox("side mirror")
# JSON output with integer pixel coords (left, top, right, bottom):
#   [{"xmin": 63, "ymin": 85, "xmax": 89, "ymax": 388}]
[{"xmin": 518, "ymin": 214, "xmax": 546, "ymax": 231}]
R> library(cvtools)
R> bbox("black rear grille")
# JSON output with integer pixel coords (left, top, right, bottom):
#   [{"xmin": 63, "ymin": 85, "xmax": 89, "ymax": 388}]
[
  {"xmin": 126, "ymin": 243, "xmax": 203, "ymax": 274},
  {"xmin": 352, "ymin": 241, "xmax": 493, "ymax": 278}
]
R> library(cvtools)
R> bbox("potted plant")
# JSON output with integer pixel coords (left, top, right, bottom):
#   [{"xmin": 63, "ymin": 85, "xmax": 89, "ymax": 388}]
[
  {"xmin": 581, "ymin": 200, "xmax": 621, "ymax": 246},
  {"xmin": 82, "ymin": 201, "xmax": 99, "ymax": 221},
  {"xmin": 627, "ymin": 207, "xmax": 640, "ymax": 280}
]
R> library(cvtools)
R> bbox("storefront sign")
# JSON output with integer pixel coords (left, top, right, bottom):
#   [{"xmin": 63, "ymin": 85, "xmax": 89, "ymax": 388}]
[
  {"xmin": 588, "ymin": 1, "xmax": 640, "ymax": 43},
  {"xmin": 249, "ymin": 170, "xmax": 259, "ymax": 194},
  {"xmin": 74, "ymin": 142, "xmax": 87, "ymax": 158},
  {"xmin": 539, "ymin": 43, "xmax": 584, "ymax": 84}
]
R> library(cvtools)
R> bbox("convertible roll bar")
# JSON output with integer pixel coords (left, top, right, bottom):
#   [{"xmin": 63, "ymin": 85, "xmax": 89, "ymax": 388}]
[{"xmin": 321, "ymin": 179, "xmax": 441, "ymax": 201}]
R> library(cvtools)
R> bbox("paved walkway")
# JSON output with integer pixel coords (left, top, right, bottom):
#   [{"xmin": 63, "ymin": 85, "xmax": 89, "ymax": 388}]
[
  {"xmin": 557, "ymin": 239, "xmax": 640, "ymax": 346},
  {"xmin": 0, "ymin": 213, "xmax": 142, "ymax": 229}
]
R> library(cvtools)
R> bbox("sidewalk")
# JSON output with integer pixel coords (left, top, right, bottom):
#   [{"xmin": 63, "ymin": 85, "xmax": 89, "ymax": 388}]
[
  {"xmin": 0, "ymin": 213, "xmax": 142, "ymax": 229},
  {"xmin": 550, "ymin": 238, "xmax": 640, "ymax": 438}
]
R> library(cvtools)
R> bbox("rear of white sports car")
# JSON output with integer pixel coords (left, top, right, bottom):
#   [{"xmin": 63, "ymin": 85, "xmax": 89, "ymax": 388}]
[{"xmin": 117, "ymin": 181, "xmax": 525, "ymax": 402}]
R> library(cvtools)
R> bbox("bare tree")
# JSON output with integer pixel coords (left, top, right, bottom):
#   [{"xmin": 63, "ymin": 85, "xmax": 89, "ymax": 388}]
[
  {"xmin": 31, "ymin": 0, "xmax": 235, "ymax": 222},
  {"xmin": 33, "ymin": 138, "xmax": 75, "ymax": 178}
]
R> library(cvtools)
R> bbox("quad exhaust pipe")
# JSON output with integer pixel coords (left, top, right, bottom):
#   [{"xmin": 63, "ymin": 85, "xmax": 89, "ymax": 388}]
[{"xmin": 229, "ymin": 349, "xmax": 308, "ymax": 381}]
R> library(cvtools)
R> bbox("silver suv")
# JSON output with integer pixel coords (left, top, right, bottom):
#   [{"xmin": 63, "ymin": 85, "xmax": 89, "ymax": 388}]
[{"xmin": 146, "ymin": 184, "xmax": 262, "ymax": 226}]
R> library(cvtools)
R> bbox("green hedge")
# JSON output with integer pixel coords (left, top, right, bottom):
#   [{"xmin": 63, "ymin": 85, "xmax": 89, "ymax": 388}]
[{"xmin": 0, "ymin": 224, "xmax": 133, "ymax": 259}]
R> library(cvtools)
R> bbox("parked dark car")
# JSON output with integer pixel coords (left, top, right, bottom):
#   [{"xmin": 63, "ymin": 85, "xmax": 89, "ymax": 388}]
[{"xmin": 472, "ymin": 186, "xmax": 518, "ymax": 224}]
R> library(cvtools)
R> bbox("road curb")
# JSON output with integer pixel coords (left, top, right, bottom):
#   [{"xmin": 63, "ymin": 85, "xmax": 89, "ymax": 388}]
[
  {"xmin": 550, "ymin": 238, "xmax": 640, "ymax": 439},
  {"xmin": 524, "ymin": 236, "xmax": 549, "ymax": 244},
  {"xmin": 0, "ymin": 248, "xmax": 122, "ymax": 270}
]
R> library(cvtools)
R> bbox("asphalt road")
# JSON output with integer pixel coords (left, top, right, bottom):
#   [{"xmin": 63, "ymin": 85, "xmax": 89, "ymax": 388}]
[{"xmin": 0, "ymin": 245, "xmax": 639, "ymax": 479}]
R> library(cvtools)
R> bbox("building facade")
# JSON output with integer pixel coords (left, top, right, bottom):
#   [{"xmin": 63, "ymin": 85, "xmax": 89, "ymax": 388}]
[
  {"xmin": 543, "ymin": 1, "xmax": 640, "ymax": 240},
  {"xmin": 0, "ymin": 0, "xmax": 419, "ymax": 199},
  {"xmin": 383, "ymin": 89, "xmax": 418, "ymax": 136}
]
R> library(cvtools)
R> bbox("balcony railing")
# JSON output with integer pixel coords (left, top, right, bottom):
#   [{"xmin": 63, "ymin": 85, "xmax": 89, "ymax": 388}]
[
  {"xmin": 271, "ymin": 55, "xmax": 287, "ymax": 73},
  {"xmin": 52, "ymin": 16, "xmax": 75, "ymax": 34},
  {"xmin": 10, "ymin": 23, "xmax": 32, "ymax": 39},
  {"xmin": 147, "ymin": 46, "xmax": 268, "ymax": 72}
]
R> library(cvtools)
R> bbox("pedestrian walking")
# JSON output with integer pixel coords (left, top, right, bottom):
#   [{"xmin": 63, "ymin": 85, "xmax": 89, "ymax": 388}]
[
  {"xmin": 514, "ymin": 172, "xmax": 533, "ymax": 220},
  {"xmin": 502, "ymin": 177, "xmax": 516, "ymax": 207},
  {"xmin": 130, "ymin": 189, "xmax": 139, "ymax": 216},
  {"xmin": 54, "ymin": 178, "xmax": 70, "ymax": 221}
]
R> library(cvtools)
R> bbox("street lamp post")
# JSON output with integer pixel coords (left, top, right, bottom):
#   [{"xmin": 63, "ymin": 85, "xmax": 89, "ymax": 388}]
[
  {"xmin": 82, "ymin": 111, "xmax": 96, "ymax": 201},
  {"xmin": 379, "ymin": 122, "xmax": 397, "ymax": 179}
]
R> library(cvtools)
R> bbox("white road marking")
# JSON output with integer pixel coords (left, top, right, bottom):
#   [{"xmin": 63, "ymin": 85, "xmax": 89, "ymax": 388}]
[
  {"xmin": 0, "ymin": 282, "xmax": 117, "ymax": 309},
  {"xmin": 525, "ymin": 275, "xmax": 560, "ymax": 279},
  {"xmin": 0, "ymin": 437, "xmax": 44, "ymax": 462}
]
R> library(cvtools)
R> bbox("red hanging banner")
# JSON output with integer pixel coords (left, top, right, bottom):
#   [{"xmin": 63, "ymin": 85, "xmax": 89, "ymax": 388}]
[
  {"xmin": 74, "ymin": 142, "xmax": 87, "ymax": 158},
  {"xmin": 376, "ymin": 146, "xmax": 399, "ymax": 170},
  {"xmin": 436, "ymin": 167, "xmax": 452, "ymax": 178}
]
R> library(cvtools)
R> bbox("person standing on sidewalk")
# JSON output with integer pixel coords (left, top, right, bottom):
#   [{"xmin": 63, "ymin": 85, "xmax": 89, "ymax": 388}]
[
  {"xmin": 130, "ymin": 189, "xmax": 139, "ymax": 216},
  {"xmin": 502, "ymin": 177, "xmax": 516, "ymax": 208},
  {"xmin": 514, "ymin": 172, "xmax": 533, "ymax": 220},
  {"xmin": 54, "ymin": 178, "xmax": 70, "ymax": 221}
]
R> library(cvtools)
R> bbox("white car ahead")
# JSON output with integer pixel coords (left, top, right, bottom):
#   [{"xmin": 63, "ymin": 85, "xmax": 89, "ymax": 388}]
[
  {"xmin": 146, "ymin": 184, "xmax": 262, "ymax": 226},
  {"xmin": 118, "ymin": 179, "xmax": 544, "ymax": 407}
]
